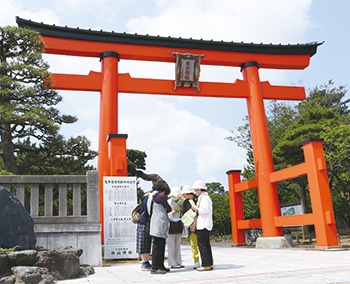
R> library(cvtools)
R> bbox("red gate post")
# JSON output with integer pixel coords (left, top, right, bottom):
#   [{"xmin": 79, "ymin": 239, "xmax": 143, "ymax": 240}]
[
  {"xmin": 301, "ymin": 139, "xmax": 339, "ymax": 247},
  {"xmin": 98, "ymin": 51, "xmax": 120, "ymax": 243},
  {"xmin": 107, "ymin": 134, "xmax": 128, "ymax": 176},
  {"xmin": 227, "ymin": 170, "xmax": 246, "ymax": 244},
  {"xmin": 241, "ymin": 62, "xmax": 283, "ymax": 237}
]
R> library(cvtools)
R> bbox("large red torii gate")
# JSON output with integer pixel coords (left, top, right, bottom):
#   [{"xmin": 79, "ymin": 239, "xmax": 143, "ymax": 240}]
[{"xmin": 17, "ymin": 17, "xmax": 338, "ymax": 247}]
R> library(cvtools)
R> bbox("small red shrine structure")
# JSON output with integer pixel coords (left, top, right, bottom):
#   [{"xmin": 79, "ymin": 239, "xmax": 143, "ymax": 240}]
[{"xmin": 17, "ymin": 17, "xmax": 338, "ymax": 247}]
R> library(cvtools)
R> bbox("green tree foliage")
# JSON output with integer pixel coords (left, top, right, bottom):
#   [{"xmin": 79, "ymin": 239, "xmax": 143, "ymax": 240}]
[
  {"xmin": 127, "ymin": 149, "xmax": 147, "ymax": 201},
  {"xmin": 127, "ymin": 149, "xmax": 146, "ymax": 176},
  {"xmin": 273, "ymin": 82, "xmax": 350, "ymax": 227},
  {"xmin": 206, "ymin": 182, "xmax": 231, "ymax": 236},
  {"xmin": 228, "ymin": 81, "xmax": 350, "ymax": 228},
  {"xmin": 240, "ymin": 166, "xmax": 260, "ymax": 220},
  {"xmin": 0, "ymin": 26, "xmax": 98, "ymax": 175},
  {"xmin": 206, "ymin": 182, "xmax": 226, "ymax": 195}
]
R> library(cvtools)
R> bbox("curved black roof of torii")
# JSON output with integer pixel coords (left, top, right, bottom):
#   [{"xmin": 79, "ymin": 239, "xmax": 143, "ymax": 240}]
[{"xmin": 16, "ymin": 17, "xmax": 323, "ymax": 56}]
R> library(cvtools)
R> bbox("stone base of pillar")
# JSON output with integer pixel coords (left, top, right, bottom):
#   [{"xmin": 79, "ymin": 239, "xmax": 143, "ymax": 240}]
[
  {"xmin": 315, "ymin": 246, "xmax": 344, "ymax": 250},
  {"xmin": 255, "ymin": 236, "xmax": 293, "ymax": 249}
]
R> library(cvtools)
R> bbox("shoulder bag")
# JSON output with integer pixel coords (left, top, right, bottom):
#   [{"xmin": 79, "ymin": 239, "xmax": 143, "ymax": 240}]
[
  {"xmin": 190, "ymin": 198, "xmax": 201, "ymax": 234},
  {"xmin": 131, "ymin": 202, "xmax": 142, "ymax": 224},
  {"xmin": 169, "ymin": 220, "xmax": 184, "ymax": 234},
  {"xmin": 190, "ymin": 214, "xmax": 198, "ymax": 234}
]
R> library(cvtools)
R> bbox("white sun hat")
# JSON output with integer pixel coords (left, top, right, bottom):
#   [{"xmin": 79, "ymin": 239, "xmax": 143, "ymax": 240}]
[
  {"xmin": 191, "ymin": 180, "xmax": 207, "ymax": 190},
  {"xmin": 180, "ymin": 185, "xmax": 195, "ymax": 195},
  {"xmin": 169, "ymin": 187, "xmax": 181, "ymax": 198}
]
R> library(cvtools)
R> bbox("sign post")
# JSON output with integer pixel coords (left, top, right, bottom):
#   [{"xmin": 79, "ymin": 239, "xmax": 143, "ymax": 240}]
[{"xmin": 103, "ymin": 176, "xmax": 138, "ymax": 259}]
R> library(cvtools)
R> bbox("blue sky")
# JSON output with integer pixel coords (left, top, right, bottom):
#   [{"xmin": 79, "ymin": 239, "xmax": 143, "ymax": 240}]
[{"xmin": 1, "ymin": 0, "xmax": 350, "ymax": 192}]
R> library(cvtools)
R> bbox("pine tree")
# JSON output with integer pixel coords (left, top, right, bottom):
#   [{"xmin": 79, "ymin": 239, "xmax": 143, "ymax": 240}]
[{"xmin": 0, "ymin": 26, "xmax": 97, "ymax": 174}]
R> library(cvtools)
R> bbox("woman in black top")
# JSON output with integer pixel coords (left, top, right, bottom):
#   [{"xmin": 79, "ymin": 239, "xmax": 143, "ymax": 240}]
[{"xmin": 180, "ymin": 185, "xmax": 200, "ymax": 269}]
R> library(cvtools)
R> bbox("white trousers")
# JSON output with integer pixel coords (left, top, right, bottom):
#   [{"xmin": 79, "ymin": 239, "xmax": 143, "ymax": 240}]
[{"xmin": 167, "ymin": 234, "xmax": 182, "ymax": 266}]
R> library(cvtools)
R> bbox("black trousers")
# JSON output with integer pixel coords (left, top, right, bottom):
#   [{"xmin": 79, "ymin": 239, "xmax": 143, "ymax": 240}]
[
  {"xmin": 152, "ymin": 237, "xmax": 166, "ymax": 269},
  {"xmin": 197, "ymin": 229, "xmax": 213, "ymax": 267}
]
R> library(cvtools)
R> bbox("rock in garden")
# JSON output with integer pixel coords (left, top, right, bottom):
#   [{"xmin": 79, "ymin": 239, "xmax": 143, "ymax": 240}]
[
  {"xmin": 11, "ymin": 266, "xmax": 53, "ymax": 284},
  {"xmin": 8, "ymin": 250, "xmax": 38, "ymax": 266},
  {"xmin": 79, "ymin": 264, "xmax": 95, "ymax": 276},
  {"xmin": 0, "ymin": 187, "xmax": 36, "ymax": 250},
  {"xmin": 0, "ymin": 275, "xmax": 15, "ymax": 284},
  {"xmin": 56, "ymin": 246, "xmax": 83, "ymax": 258},
  {"xmin": 36, "ymin": 247, "xmax": 81, "ymax": 280},
  {"xmin": 0, "ymin": 252, "xmax": 10, "ymax": 277}
]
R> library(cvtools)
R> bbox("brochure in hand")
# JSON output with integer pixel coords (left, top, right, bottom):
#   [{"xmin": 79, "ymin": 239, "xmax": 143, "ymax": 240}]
[
  {"xmin": 173, "ymin": 197, "xmax": 185, "ymax": 212},
  {"xmin": 181, "ymin": 208, "xmax": 196, "ymax": 227}
]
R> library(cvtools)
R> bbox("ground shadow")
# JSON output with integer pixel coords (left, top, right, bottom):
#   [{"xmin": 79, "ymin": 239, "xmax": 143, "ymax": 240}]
[{"xmin": 169, "ymin": 264, "xmax": 244, "ymax": 273}]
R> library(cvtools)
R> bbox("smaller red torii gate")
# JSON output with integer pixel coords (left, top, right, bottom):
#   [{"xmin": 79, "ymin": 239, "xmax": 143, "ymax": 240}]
[{"xmin": 17, "ymin": 17, "xmax": 338, "ymax": 247}]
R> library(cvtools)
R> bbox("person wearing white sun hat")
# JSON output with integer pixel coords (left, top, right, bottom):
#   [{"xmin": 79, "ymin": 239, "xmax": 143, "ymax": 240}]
[
  {"xmin": 191, "ymin": 180, "xmax": 213, "ymax": 271},
  {"xmin": 180, "ymin": 185, "xmax": 200, "ymax": 269},
  {"xmin": 167, "ymin": 186, "xmax": 185, "ymax": 269}
]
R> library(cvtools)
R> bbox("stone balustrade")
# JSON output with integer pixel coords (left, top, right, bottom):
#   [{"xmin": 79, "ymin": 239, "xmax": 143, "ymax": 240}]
[{"xmin": 0, "ymin": 171, "xmax": 102, "ymax": 266}]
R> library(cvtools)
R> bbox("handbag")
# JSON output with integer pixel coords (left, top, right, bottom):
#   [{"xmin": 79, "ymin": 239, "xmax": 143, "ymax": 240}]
[
  {"xmin": 169, "ymin": 220, "xmax": 184, "ymax": 234},
  {"xmin": 190, "ymin": 215, "xmax": 198, "ymax": 234},
  {"xmin": 190, "ymin": 198, "xmax": 201, "ymax": 234}
]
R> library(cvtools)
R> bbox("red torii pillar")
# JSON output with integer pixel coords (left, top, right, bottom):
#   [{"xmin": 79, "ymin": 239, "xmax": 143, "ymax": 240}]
[
  {"xmin": 99, "ymin": 51, "xmax": 119, "ymax": 180},
  {"xmin": 241, "ymin": 61, "xmax": 283, "ymax": 237},
  {"xmin": 99, "ymin": 51, "xmax": 128, "ymax": 242}
]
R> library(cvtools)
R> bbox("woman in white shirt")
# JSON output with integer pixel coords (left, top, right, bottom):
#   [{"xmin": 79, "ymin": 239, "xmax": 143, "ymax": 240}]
[{"xmin": 191, "ymin": 180, "xmax": 213, "ymax": 271}]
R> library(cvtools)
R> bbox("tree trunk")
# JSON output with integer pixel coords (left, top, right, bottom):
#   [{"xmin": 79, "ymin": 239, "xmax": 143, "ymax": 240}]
[{"xmin": 0, "ymin": 122, "xmax": 19, "ymax": 174}]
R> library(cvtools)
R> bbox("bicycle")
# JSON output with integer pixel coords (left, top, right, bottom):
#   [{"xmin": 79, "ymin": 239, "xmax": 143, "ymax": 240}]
[{"xmin": 245, "ymin": 228, "xmax": 263, "ymax": 245}]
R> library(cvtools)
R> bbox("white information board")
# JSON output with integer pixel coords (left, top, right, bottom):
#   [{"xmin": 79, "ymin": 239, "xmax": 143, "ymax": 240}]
[
  {"xmin": 103, "ymin": 176, "xmax": 138, "ymax": 259},
  {"xmin": 281, "ymin": 204, "xmax": 302, "ymax": 216}
]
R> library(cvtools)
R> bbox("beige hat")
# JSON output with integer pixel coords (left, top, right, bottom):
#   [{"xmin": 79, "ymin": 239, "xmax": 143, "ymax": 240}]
[
  {"xmin": 169, "ymin": 187, "xmax": 181, "ymax": 198},
  {"xmin": 191, "ymin": 180, "xmax": 207, "ymax": 190},
  {"xmin": 180, "ymin": 185, "xmax": 195, "ymax": 195}
]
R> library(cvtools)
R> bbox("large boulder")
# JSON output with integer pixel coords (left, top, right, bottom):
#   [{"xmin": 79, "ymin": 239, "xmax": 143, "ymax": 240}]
[
  {"xmin": 0, "ymin": 187, "xmax": 36, "ymax": 250},
  {"xmin": 8, "ymin": 250, "xmax": 39, "ymax": 267},
  {"xmin": 36, "ymin": 247, "xmax": 82, "ymax": 280},
  {"xmin": 11, "ymin": 266, "xmax": 53, "ymax": 284}
]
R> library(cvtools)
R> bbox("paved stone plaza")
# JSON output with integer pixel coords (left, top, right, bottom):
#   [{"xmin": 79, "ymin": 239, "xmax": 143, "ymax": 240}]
[{"xmin": 58, "ymin": 244, "xmax": 350, "ymax": 284}]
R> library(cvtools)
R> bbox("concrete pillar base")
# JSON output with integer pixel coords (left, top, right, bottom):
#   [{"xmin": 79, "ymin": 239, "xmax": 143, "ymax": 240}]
[
  {"xmin": 315, "ymin": 246, "xmax": 344, "ymax": 251},
  {"xmin": 256, "ymin": 236, "xmax": 293, "ymax": 249}
]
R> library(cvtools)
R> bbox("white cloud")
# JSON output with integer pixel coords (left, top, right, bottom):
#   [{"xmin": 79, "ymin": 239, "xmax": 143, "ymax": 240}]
[
  {"xmin": 126, "ymin": 0, "xmax": 312, "ymax": 44},
  {"xmin": 0, "ymin": 0, "xmax": 20, "ymax": 26},
  {"xmin": 52, "ymin": 0, "xmax": 129, "ymax": 26},
  {"xmin": 18, "ymin": 9, "xmax": 59, "ymax": 25},
  {"xmin": 117, "ymin": 95, "xmax": 246, "ymax": 188},
  {"xmin": 54, "ymin": 0, "xmax": 112, "ymax": 14},
  {"xmin": 0, "ymin": 0, "xmax": 59, "ymax": 26},
  {"xmin": 194, "ymin": 131, "xmax": 246, "ymax": 180},
  {"xmin": 78, "ymin": 127, "xmax": 99, "ymax": 151}
]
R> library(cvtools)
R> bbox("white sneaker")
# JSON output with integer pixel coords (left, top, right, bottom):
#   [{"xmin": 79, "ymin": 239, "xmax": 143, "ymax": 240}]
[{"xmin": 193, "ymin": 261, "xmax": 200, "ymax": 269}]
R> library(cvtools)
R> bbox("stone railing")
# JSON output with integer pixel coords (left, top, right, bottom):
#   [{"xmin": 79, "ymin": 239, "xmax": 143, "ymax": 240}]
[{"xmin": 0, "ymin": 171, "xmax": 102, "ymax": 266}]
